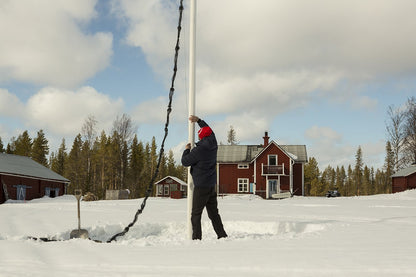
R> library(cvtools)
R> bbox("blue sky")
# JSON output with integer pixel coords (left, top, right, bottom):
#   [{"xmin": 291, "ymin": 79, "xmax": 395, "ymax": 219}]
[{"xmin": 1, "ymin": 0, "xmax": 416, "ymax": 170}]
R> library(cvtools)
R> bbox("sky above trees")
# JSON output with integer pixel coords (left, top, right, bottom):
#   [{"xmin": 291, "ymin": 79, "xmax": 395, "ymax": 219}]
[{"xmin": 1, "ymin": 0, "xmax": 416, "ymax": 169}]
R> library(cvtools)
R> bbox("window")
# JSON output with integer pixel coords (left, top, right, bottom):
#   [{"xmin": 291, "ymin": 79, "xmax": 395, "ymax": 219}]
[
  {"xmin": 268, "ymin": 155, "xmax": 277, "ymax": 165},
  {"xmin": 164, "ymin": 185, "xmax": 169, "ymax": 195},
  {"xmin": 238, "ymin": 178, "xmax": 249, "ymax": 192},
  {"xmin": 16, "ymin": 185, "xmax": 26, "ymax": 201},
  {"xmin": 238, "ymin": 164, "xmax": 249, "ymax": 169},
  {"xmin": 45, "ymin": 187, "xmax": 60, "ymax": 198}
]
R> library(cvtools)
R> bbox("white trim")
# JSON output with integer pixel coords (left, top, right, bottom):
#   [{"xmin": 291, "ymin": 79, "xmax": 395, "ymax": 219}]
[
  {"xmin": 301, "ymin": 163, "xmax": 305, "ymax": 196},
  {"xmin": 237, "ymin": 178, "xmax": 249, "ymax": 192}
]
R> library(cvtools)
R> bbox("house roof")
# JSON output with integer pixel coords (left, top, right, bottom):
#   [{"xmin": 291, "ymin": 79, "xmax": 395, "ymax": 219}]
[
  {"xmin": 0, "ymin": 153, "xmax": 70, "ymax": 183},
  {"xmin": 391, "ymin": 164, "xmax": 416, "ymax": 178},
  {"xmin": 217, "ymin": 142, "xmax": 308, "ymax": 163},
  {"xmin": 155, "ymin": 175, "xmax": 187, "ymax": 186}
]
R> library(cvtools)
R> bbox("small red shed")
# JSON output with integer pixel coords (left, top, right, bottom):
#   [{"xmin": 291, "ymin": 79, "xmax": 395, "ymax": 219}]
[
  {"xmin": 155, "ymin": 176, "xmax": 187, "ymax": 199},
  {"xmin": 1, "ymin": 153, "xmax": 70, "ymax": 204},
  {"xmin": 391, "ymin": 164, "xmax": 416, "ymax": 193}
]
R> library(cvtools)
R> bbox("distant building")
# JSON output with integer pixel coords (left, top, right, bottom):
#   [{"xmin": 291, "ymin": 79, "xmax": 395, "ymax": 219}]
[
  {"xmin": 105, "ymin": 189, "xmax": 130, "ymax": 200},
  {"xmin": 217, "ymin": 132, "xmax": 307, "ymax": 199},
  {"xmin": 391, "ymin": 164, "xmax": 416, "ymax": 193},
  {"xmin": 0, "ymin": 153, "xmax": 70, "ymax": 204},
  {"xmin": 155, "ymin": 176, "xmax": 187, "ymax": 199}
]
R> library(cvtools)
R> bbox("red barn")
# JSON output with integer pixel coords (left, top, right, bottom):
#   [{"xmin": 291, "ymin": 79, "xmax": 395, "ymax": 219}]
[
  {"xmin": 391, "ymin": 164, "xmax": 416, "ymax": 193},
  {"xmin": 155, "ymin": 176, "xmax": 187, "ymax": 199},
  {"xmin": 1, "ymin": 153, "xmax": 70, "ymax": 204},
  {"xmin": 217, "ymin": 132, "xmax": 307, "ymax": 199}
]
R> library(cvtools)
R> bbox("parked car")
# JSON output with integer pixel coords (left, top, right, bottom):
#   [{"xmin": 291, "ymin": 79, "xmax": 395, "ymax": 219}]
[{"xmin": 326, "ymin": 190, "xmax": 341, "ymax": 198}]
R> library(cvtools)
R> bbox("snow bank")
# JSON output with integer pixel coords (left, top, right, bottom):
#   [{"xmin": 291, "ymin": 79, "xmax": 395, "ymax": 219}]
[{"xmin": 1, "ymin": 190, "xmax": 416, "ymax": 276}]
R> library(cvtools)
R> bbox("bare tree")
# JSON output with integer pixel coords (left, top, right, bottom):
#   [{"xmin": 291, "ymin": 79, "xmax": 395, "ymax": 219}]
[
  {"xmin": 403, "ymin": 97, "xmax": 416, "ymax": 164},
  {"xmin": 386, "ymin": 105, "xmax": 406, "ymax": 171},
  {"xmin": 82, "ymin": 115, "xmax": 98, "ymax": 144},
  {"xmin": 81, "ymin": 115, "xmax": 98, "ymax": 192},
  {"xmin": 112, "ymin": 114, "xmax": 137, "ymax": 188}
]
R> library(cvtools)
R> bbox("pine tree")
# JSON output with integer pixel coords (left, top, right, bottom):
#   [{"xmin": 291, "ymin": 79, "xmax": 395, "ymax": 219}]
[
  {"xmin": 167, "ymin": 150, "xmax": 177, "ymax": 176},
  {"xmin": 354, "ymin": 146, "xmax": 363, "ymax": 196},
  {"xmin": 304, "ymin": 157, "xmax": 320, "ymax": 196},
  {"xmin": 362, "ymin": 166, "xmax": 371, "ymax": 195},
  {"xmin": 50, "ymin": 139, "xmax": 67, "ymax": 176},
  {"xmin": 14, "ymin": 131, "xmax": 32, "ymax": 156},
  {"xmin": 31, "ymin": 130, "xmax": 49, "ymax": 167},
  {"xmin": 384, "ymin": 141, "xmax": 394, "ymax": 192},
  {"xmin": 0, "ymin": 137, "xmax": 4, "ymax": 153},
  {"xmin": 94, "ymin": 131, "xmax": 110, "ymax": 198},
  {"xmin": 335, "ymin": 166, "xmax": 346, "ymax": 195},
  {"xmin": 227, "ymin": 125, "xmax": 238, "ymax": 145},
  {"xmin": 65, "ymin": 134, "xmax": 85, "ymax": 194},
  {"xmin": 128, "ymin": 135, "xmax": 145, "ymax": 198},
  {"xmin": 346, "ymin": 165, "xmax": 354, "ymax": 196}
]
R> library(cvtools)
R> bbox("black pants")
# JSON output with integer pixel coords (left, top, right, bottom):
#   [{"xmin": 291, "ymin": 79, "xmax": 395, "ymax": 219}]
[{"xmin": 191, "ymin": 186, "xmax": 227, "ymax": 240}]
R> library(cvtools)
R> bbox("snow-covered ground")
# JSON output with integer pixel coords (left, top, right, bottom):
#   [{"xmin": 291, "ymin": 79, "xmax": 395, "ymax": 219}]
[{"xmin": 1, "ymin": 191, "xmax": 416, "ymax": 277}]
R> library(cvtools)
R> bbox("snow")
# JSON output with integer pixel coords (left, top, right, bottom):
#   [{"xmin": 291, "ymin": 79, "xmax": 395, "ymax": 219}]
[{"xmin": 1, "ymin": 191, "xmax": 416, "ymax": 277}]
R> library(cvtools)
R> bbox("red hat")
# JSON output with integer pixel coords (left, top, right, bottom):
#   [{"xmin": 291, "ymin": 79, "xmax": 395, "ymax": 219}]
[{"xmin": 198, "ymin": 126, "xmax": 212, "ymax": 140}]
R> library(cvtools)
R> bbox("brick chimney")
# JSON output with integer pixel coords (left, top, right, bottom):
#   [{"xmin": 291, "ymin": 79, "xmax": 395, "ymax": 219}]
[{"xmin": 263, "ymin": 131, "xmax": 269, "ymax": 147}]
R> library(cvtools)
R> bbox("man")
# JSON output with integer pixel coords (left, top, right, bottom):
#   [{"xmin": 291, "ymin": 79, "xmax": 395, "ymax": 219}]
[{"xmin": 181, "ymin": 115, "xmax": 227, "ymax": 240}]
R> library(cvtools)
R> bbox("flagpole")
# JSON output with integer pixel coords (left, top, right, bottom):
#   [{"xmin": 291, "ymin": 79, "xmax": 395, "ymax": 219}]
[{"xmin": 187, "ymin": 0, "xmax": 196, "ymax": 240}]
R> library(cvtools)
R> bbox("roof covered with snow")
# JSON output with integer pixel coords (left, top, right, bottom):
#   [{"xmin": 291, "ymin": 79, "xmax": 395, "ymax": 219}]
[
  {"xmin": 391, "ymin": 164, "xmax": 416, "ymax": 177},
  {"xmin": 0, "ymin": 153, "xmax": 70, "ymax": 183},
  {"xmin": 217, "ymin": 143, "xmax": 307, "ymax": 163},
  {"xmin": 155, "ymin": 176, "xmax": 187, "ymax": 186}
]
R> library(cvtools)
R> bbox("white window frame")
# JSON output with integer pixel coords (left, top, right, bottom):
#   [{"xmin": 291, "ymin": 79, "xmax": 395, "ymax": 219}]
[
  {"xmin": 238, "ymin": 178, "xmax": 249, "ymax": 192},
  {"xmin": 164, "ymin": 185, "xmax": 169, "ymax": 196},
  {"xmin": 268, "ymin": 155, "xmax": 277, "ymax": 165},
  {"xmin": 238, "ymin": 164, "xmax": 249, "ymax": 169}
]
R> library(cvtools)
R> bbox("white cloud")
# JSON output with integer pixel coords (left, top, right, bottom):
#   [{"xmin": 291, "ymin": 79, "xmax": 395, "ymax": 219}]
[
  {"xmin": 0, "ymin": 88, "xmax": 24, "ymax": 116},
  {"xmin": 26, "ymin": 86, "xmax": 124, "ymax": 136},
  {"xmin": 115, "ymin": 0, "xmax": 416, "ymax": 130},
  {"xmin": 305, "ymin": 126, "xmax": 353, "ymax": 169},
  {"xmin": 305, "ymin": 125, "xmax": 386, "ymax": 169},
  {"xmin": 305, "ymin": 126, "xmax": 342, "ymax": 143},
  {"xmin": 0, "ymin": 0, "xmax": 113, "ymax": 87}
]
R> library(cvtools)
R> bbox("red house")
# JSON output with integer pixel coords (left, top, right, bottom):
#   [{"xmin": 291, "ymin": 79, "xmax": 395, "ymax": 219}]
[
  {"xmin": 1, "ymin": 153, "xmax": 70, "ymax": 204},
  {"xmin": 155, "ymin": 176, "xmax": 187, "ymax": 199},
  {"xmin": 217, "ymin": 132, "xmax": 307, "ymax": 199},
  {"xmin": 391, "ymin": 164, "xmax": 416, "ymax": 193}
]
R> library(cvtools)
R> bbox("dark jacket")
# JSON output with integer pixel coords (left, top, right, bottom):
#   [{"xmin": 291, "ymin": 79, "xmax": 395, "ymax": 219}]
[{"xmin": 181, "ymin": 120, "xmax": 217, "ymax": 187}]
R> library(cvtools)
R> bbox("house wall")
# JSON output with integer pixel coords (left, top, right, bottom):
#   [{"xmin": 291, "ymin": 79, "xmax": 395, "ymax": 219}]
[
  {"xmin": 392, "ymin": 173, "xmax": 416, "ymax": 193},
  {"xmin": 0, "ymin": 174, "xmax": 66, "ymax": 203},
  {"xmin": 392, "ymin": 177, "xmax": 407, "ymax": 193},
  {"xmin": 293, "ymin": 163, "xmax": 304, "ymax": 196},
  {"xmin": 409, "ymin": 173, "xmax": 416, "ymax": 190},
  {"xmin": 218, "ymin": 163, "xmax": 254, "ymax": 195}
]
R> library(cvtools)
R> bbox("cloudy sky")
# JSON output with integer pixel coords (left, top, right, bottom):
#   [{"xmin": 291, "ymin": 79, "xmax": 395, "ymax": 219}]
[{"xmin": 1, "ymin": 0, "xmax": 415, "ymax": 170}]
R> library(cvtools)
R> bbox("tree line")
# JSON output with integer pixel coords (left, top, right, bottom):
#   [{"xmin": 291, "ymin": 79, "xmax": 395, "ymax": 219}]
[
  {"xmin": 305, "ymin": 96, "xmax": 416, "ymax": 196},
  {"xmin": 0, "ymin": 114, "xmax": 186, "ymax": 199}
]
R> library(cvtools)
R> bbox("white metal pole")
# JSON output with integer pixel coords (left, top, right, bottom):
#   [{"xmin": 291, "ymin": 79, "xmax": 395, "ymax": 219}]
[{"xmin": 187, "ymin": 0, "xmax": 196, "ymax": 240}]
